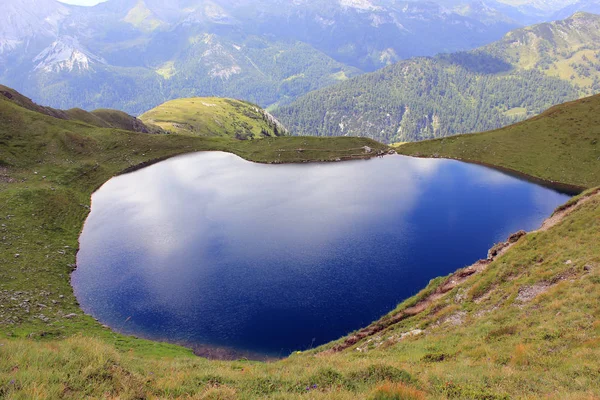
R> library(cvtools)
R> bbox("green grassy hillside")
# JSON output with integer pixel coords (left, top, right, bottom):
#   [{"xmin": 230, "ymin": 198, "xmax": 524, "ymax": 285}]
[
  {"xmin": 0, "ymin": 88, "xmax": 599, "ymax": 399},
  {"xmin": 484, "ymin": 12, "xmax": 600, "ymax": 95},
  {"xmin": 0, "ymin": 88, "xmax": 388, "ymax": 349},
  {"xmin": 397, "ymin": 94, "xmax": 600, "ymax": 189},
  {"xmin": 140, "ymin": 97, "xmax": 288, "ymax": 139},
  {"xmin": 0, "ymin": 84, "xmax": 164, "ymax": 134}
]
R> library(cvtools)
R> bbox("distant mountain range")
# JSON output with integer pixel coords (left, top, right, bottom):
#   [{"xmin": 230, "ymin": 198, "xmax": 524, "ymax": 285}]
[
  {"xmin": 552, "ymin": 0, "xmax": 600, "ymax": 19},
  {"xmin": 1, "ymin": 0, "xmax": 598, "ymax": 115},
  {"xmin": 274, "ymin": 12, "xmax": 600, "ymax": 143}
]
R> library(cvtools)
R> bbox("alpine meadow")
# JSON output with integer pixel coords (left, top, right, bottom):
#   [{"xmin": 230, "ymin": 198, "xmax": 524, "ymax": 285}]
[{"xmin": 1, "ymin": 0, "xmax": 600, "ymax": 399}]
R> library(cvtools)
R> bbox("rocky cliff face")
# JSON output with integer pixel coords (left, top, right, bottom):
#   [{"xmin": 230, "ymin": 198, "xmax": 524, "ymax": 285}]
[
  {"xmin": 0, "ymin": 0, "xmax": 69, "ymax": 41},
  {"xmin": 34, "ymin": 36, "xmax": 106, "ymax": 73}
]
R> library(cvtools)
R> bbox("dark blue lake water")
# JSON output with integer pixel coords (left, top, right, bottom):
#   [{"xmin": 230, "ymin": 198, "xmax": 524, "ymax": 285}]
[{"xmin": 73, "ymin": 152, "xmax": 571, "ymax": 358}]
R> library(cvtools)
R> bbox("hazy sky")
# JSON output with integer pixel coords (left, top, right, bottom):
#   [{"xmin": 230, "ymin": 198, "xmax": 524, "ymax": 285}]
[{"xmin": 58, "ymin": 0, "xmax": 107, "ymax": 5}]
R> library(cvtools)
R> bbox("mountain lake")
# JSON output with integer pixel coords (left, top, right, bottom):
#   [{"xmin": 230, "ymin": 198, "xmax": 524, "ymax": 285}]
[{"xmin": 72, "ymin": 152, "xmax": 572, "ymax": 358}]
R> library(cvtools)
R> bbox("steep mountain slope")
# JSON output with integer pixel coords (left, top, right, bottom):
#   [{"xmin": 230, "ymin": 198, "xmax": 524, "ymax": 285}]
[
  {"xmin": 275, "ymin": 13, "xmax": 600, "ymax": 143},
  {"xmin": 3, "ymin": 0, "xmax": 600, "ymax": 115},
  {"xmin": 140, "ymin": 97, "xmax": 288, "ymax": 138},
  {"xmin": 0, "ymin": 87, "xmax": 598, "ymax": 399},
  {"xmin": 221, "ymin": 0, "xmax": 522, "ymax": 71},
  {"xmin": 0, "ymin": 83, "xmax": 163, "ymax": 133},
  {"xmin": 484, "ymin": 11, "xmax": 600, "ymax": 94},
  {"xmin": 0, "ymin": 0, "xmax": 69, "ymax": 42},
  {"xmin": 497, "ymin": 0, "xmax": 579, "ymax": 12},
  {"xmin": 495, "ymin": 0, "xmax": 592, "ymax": 19},
  {"xmin": 397, "ymin": 94, "xmax": 600, "ymax": 188},
  {"xmin": 0, "ymin": 0, "xmax": 532, "ymax": 114}
]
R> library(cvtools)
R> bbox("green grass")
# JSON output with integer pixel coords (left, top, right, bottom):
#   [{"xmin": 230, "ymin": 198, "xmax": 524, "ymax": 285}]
[
  {"xmin": 0, "ymin": 92, "xmax": 388, "ymax": 348},
  {"xmin": 397, "ymin": 94, "xmax": 600, "ymax": 189},
  {"xmin": 331, "ymin": 71, "xmax": 350, "ymax": 81},
  {"xmin": 140, "ymin": 97, "xmax": 288, "ymax": 139},
  {"xmin": 1, "ymin": 89, "xmax": 599, "ymax": 399},
  {"xmin": 0, "ymin": 84, "xmax": 162, "ymax": 134},
  {"xmin": 123, "ymin": 0, "xmax": 165, "ymax": 32}
]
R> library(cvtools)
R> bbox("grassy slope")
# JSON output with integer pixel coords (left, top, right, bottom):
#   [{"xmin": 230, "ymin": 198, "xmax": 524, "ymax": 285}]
[
  {"xmin": 1, "ymin": 92, "xmax": 599, "ymax": 398},
  {"xmin": 397, "ymin": 94, "xmax": 600, "ymax": 189},
  {"xmin": 0, "ymin": 93, "xmax": 388, "ymax": 349},
  {"xmin": 2, "ymin": 190, "xmax": 597, "ymax": 399},
  {"xmin": 140, "ymin": 97, "xmax": 287, "ymax": 139},
  {"xmin": 484, "ymin": 12, "xmax": 600, "ymax": 94},
  {"xmin": 0, "ymin": 84, "xmax": 163, "ymax": 134}
]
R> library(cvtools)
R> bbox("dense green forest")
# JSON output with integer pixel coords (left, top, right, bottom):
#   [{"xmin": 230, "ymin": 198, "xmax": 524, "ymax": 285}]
[
  {"xmin": 275, "ymin": 13, "xmax": 600, "ymax": 143},
  {"xmin": 275, "ymin": 56, "xmax": 578, "ymax": 143},
  {"xmin": 18, "ymin": 38, "xmax": 360, "ymax": 116}
]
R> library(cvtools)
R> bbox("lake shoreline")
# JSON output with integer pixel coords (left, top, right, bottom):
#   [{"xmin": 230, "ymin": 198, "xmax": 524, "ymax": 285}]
[
  {"xmin": 115, "ymin": 149, "xmax": 585, "ymax": 195},
  {"xmin": 405, "ymin": 153, "xmax": 586, "ymax": 194},
  {"xmin": 116, "ymin": 148, "xmax": 394, "ymax": 177},
  {"xmin": 74, "ymin": 150, "xmax": 572, "ymax": 361},
  {"xmin": 320, "ymin": 186, "xmax": 599, "ymax": 354}
]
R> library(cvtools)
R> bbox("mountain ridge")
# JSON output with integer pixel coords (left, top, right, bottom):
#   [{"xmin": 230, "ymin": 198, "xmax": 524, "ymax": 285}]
[
  {"xmin": 274, "ymin": 12, "xmax": 600, "ymax": 143},
  {"xmin": 0, "ymin": 0, "xmax": 540, "ymax": 114},
  {"xmin": 0, "ymin": 83, "xmax": 163, "ymax": 133}
]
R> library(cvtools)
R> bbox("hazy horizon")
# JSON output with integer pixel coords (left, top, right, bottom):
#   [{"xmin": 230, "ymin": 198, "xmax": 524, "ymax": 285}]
[{"xmin": 58, "ymin": 0, "xmax": 106, "ymax": 6}]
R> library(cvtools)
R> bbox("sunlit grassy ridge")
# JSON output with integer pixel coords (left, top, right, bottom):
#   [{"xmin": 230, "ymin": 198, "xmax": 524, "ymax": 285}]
[
  {"xmin": 0, "ymin": 88, "xmax": 599, "ymax": 399},
  {"xmin": 140, "ymin": 97, "xmax": 287, "ymax": 139},
  {"xmin": 484, "ymin": 12, "xmax": 600, "ymax": 96},
  {"xmin": 0, "ymin": 90, "xmax": 388, "ymax": 349},
  {"xmin": 397, "ymin": 94, "xmax": 600, "ymax": 189}
]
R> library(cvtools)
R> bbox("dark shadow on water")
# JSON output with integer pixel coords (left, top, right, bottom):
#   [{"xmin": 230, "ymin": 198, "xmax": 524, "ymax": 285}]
[{"xmin": 447, "ymin": 158, "xmax": 585, "ymax": 196}]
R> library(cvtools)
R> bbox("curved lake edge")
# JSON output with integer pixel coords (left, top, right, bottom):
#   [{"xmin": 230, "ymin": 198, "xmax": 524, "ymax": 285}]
[
  {"xmin": 72, "ymin": 148, "xmax": 578, "ymax": 361},
  {"xmin": 73, "ymin": 148, "xmax": 392, "ymax": 361},
  {"xmin": 318, "ymin": 187, "xmax": 600, "ymax": 355},
  {"xmin": 405, "ymin": 154, "xmax": 586, "ymax": 195},
  {"xmin": 114, "ymin": 150, "xmax": 586, "ymax": 195},
  {"xmin": 116, "ymin": 148, "xmax": 393, "ymax": 176}
]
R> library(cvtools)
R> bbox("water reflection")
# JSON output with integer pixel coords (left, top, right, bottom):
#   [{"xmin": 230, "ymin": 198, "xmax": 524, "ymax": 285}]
[{"xmin": 73, "ymin": 152, "xmax": 570, "ymax": 356}]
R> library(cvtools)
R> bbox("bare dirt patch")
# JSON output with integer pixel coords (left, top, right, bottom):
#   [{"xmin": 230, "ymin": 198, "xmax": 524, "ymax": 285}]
[{"xmin": 515, "ymin": 283, "xmax": 550, "ymax": 303}]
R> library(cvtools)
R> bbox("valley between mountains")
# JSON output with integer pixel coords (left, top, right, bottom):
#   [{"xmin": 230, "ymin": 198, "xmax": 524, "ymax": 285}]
[
  {"xmin": 2, "ymin": 2, "xmax": 600, "ymax": 399},
  {"xmin": 0, "ymin": 84, "xmax": 599, "ymax": 398}
]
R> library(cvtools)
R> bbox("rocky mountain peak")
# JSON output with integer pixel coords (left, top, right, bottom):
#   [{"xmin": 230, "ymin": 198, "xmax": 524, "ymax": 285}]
[{"xmin": 33, "ymin": 36, "xmax": 105, "ymax": 73}]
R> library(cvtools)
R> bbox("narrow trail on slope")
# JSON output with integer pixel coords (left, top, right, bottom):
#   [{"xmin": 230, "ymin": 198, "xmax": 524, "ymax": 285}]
[{"xmin": 322, "ymin": 188, "xmax": 600, "ymax": 354}]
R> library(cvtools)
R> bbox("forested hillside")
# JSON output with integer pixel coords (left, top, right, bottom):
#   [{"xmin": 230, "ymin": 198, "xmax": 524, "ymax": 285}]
[
  {"xmin": 397, "ymin": 94, "xmax": 600, "ymax": 188},
  {"xmin": 275, "ymin": 12, "xmax": 600, "ymax": 143},
  {"xmin": 0, "ymin": 0, "xmax": 529, "ymax": 115}
]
